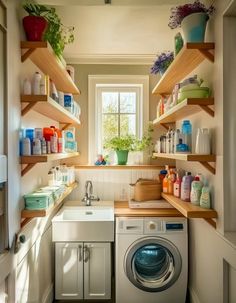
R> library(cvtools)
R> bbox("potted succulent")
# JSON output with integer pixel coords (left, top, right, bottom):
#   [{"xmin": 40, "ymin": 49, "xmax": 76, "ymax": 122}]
[
  {"xmin": 168, "ymin": 0, "xmax": 215, "ymax": 43},
  {"xmin": 150, "ymin": 51, "xmax": 174, "ymax": 76},
  {"xmin": 22, "ymin": 1, "xmax": 74, "ymax": 58},
  {"xmin": 104, "ymin": 135, "xmax": 135, "ymax": 165}
]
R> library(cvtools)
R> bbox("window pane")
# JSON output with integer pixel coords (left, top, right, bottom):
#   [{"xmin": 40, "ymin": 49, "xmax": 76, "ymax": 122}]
[
  {"xmin": 120, "ymin": 114, "xmax": 136, "ymax": 136},
  {"xmin": 102, "ymin": 92, "xmax": 118, "ymax": 113},
  {"xmin": 102, "ymin": 114, "xmax": 118, "ymax": 145},
  {"xmin": 120, "ymin": 92, "xmax": 136, "ymax": 113}
]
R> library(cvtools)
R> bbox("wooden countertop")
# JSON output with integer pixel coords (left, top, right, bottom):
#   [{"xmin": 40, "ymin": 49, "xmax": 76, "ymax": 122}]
[{"xmin": 114, "ymin": 201, "xmax": 183, "ymax": 217}]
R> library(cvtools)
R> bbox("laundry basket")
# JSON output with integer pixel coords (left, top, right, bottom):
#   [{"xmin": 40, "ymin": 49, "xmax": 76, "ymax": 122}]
[{"xmin": 130, "ymin": 179, "xmax": 161, "ymax": 202}]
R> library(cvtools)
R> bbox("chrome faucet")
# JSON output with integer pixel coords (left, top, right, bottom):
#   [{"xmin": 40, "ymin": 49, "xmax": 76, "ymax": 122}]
[{"xmin": 82, "ymin": 180, "xmax": 100, "ymax": 206}]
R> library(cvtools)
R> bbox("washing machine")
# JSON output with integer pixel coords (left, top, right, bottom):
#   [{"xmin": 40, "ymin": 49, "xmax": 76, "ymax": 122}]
[{"xmin": 115, "ymin": 217, "xmax": 188, "ymax": 303}]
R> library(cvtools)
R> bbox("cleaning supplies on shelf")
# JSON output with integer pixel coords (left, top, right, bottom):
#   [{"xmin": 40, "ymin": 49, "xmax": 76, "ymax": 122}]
[
  {"xmin": 200, "ymin": 184, "xmax": 211, "ymax": 208},
  {"xmin": 195, "ymin": 128, "xmax": 211, "ymax": 154},
  {"xmin": 180, "ymin": 172, "xmax": 192, "ymax": 202},
  {"xmin": 190, "ymin": 176, "xmax": 203, "ymax": 205},
  {"xmin": 23, "ymin": 78, "xmax": 32, "ymax": 95},
  {"xmin": 32, "ymin": 72, "xmax": 42, "ymax": 95},
  {"xmin": 174, "ymin": 173, "xmax": 182, "ymax": 198},
  {"xmin": 181, "ymin": 120, "xmax": 192, "ymax": 152}
]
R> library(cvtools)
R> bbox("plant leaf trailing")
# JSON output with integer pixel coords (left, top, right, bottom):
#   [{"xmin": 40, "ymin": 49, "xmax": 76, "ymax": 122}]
[
  {"xmin": 23, "ymin": 1, "xmax": 75, "ymax": 57},
  {"xmin": 168, "ymin": 0, "xmax": 215, "ymax": 29}
]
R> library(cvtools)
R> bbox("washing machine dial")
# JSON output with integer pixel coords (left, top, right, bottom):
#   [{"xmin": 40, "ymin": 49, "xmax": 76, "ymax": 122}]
[{"xmin": 149, "ymin": 222, "xmax": 156, "ymax": 230}]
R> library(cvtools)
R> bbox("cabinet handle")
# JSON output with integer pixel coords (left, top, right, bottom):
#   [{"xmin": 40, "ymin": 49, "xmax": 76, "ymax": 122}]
[
  {"xmin": 83, "ymin": 245, "xmax": 90, "ymax": 263},
  {"xmin": 78, "ymin": 245, "xmax": 83, "ymax": 262}
]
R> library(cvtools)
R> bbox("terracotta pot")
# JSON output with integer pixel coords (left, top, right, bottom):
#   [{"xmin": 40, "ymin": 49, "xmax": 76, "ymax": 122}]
[{"xmin": 23, "ymin": 15, "xmax": 48, "ymax": 41}]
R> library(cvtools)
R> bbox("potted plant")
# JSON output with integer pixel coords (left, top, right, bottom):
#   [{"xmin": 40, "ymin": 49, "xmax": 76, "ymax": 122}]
[
  {"xmin": 104, "ymin": 135, "xmax": 135, "ymax": 165},
  {"xmin": 22, "ymin": 1, "xmax": 74, "ymax": 58},
  {"xmin": 168, "ymin": 0, "xmax": 215, "ymax": 43},
  {"xmin": 150, "ymin": 51, "xmax": 174, "ymax": 76}
]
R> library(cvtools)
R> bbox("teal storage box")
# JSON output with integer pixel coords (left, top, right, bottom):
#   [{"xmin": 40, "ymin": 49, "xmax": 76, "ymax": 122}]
[
  {"xmin": 36, "ymin": 186, "xmax": 63, "ymax": 202},
  {"xmin": 24, "ymin": 192, "xmax": 54, "ymax": 210}
]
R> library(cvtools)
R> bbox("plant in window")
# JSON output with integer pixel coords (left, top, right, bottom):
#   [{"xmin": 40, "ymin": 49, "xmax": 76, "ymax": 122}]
[
  {"xmin": 22, "ymin": 1, "xmax": 74, "ymax": 57},
  {"xmin": 133, "ymin": 123, "xmax": 154, "ymax": 152},
  {"xmin": 150, "ymin": 51, "xmax": 174, "ymax": 76}
]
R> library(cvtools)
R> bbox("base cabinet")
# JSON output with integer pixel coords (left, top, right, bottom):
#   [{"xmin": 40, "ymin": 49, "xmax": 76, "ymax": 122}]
[{"xmin": 55, "ymin": 242, "xmax": 111, "ymax": 300}]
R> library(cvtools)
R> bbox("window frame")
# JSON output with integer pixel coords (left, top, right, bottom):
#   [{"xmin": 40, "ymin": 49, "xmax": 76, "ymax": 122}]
[{"xmin": 88, "ymin": 75, "xmax": 149, "ymax": 164}]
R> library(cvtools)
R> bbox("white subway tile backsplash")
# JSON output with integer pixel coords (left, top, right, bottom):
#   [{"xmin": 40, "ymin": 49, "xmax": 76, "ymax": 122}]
[{"xmin": 70, "ymin": 169, "xmax": 161, "ymax": 202}]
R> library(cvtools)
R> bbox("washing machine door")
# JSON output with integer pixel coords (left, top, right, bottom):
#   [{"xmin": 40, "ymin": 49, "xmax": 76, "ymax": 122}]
[{"xmin": 124, "ymin": 237, "xmax": 182, "ymax": 292}]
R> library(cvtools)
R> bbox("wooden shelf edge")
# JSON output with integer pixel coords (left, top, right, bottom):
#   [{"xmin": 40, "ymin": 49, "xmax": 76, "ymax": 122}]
[
  {"xmin": 152, "ymin": 43, "xmax": 215, "ymax": 96},
  {"xmin": 74, "ymin": 164, "xmax": 172, "ymax": 170},
  {"xmin": 21, "ymin": 152, "xmax": 80, "ymax": 165},
  {"xmin": 21, "ymin": 95, "xmax": 81, "ymax": 125},
  {"xmin": 153, "ymin": 98, "xmax": 215, "ymax": 126},
  {"xmin": 161, "ymin": 193, "xmax": 217, "ymax": 220},
  {"xmin": 21, "ymin": 182, "xmax": 78, "ymax": 221},
  {"xmin": 21, "ymin": 41, "xmax": 80, "ymax": 95}
]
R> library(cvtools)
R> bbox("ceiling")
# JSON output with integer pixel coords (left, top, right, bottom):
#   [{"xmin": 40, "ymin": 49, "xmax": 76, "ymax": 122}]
[{"xmin": 35, "ymin": 0, "xmax": 210, "ymax": 64}]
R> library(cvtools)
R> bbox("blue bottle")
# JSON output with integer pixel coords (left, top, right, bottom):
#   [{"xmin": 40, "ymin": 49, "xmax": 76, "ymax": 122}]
[{"xmin": 181, "ymin": 120, "xmax": 192, "ymax": 152}]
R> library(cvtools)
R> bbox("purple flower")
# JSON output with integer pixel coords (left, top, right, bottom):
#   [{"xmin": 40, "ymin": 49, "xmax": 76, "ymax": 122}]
[
  {"xmin": 168, "ymin": 0, "xmax": 215, "ymax": 29},
  {"xmin": 150, "ymin": 51, "xmax": 174, "ymax": 75}
]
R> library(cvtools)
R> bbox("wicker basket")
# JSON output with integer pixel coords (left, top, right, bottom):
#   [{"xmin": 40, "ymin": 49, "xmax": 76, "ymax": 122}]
[{"xmin": 130, "ymin": 179, "xmax": 161, "ymax": 202}]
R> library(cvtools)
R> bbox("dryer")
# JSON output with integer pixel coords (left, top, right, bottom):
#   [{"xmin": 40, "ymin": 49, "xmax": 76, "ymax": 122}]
[{"xmin": 115, "ymin": 217, "xmax": 188, "ymax": 303}]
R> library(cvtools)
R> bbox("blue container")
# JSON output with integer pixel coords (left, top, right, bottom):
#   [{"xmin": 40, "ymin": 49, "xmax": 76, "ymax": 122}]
[{"xmin": 181, "ymin": 120, "xmax": 192, "ymax": 152}]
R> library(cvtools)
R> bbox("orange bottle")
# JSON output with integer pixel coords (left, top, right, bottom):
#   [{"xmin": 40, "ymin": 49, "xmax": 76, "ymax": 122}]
[{"xmin": 162, "ymin": 173, "xmax": 169, "ymax": 193}]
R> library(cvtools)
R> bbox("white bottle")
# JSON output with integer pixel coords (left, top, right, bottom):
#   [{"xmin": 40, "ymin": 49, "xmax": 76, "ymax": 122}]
[
  {"xmin": 32, "ymin": 138, "xmax": 42, "ymax": 155},
  {"xmin": 190, "ymin": 176, "xmax": 203, "ymax": 205},
  {"xmin": 32, "ymin": 72, "xmax": 41, "ymax": 95},
  {"xmin": 174, "ymin": 129, "xmax": 180, "ymax": 153},
  {"xmin": 50, "ymin": 133, "xmax": 58, "ymax": 153},
  {"xmin": 41, "ymin": 138, "xmax": 47, "ymax": 154},
  {"xmin": 23, "ymin": 78, "xmax": 32, "ymax": 95},
  {"xmin": 48, "ymin": 170, "xmax": 55, "ymax": 186},
  {"xmin": 22, "ymin": 137, "xmax": 31, "ymax": 156}
]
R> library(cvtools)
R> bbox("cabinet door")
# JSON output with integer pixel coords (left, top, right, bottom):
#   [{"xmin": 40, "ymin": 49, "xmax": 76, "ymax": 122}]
[
  {"xmin": 55, "ymin": 242, "xmax": 83, "ymax": 300},
  {"xmin": 84, "ymin": 242, "xmax": 111, "ymax": 300}
]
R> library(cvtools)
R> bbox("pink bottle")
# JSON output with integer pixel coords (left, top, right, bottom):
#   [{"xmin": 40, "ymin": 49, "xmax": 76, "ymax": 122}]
[
  {"xmin": 180, "ymin": 172, "xmax": 193, "ymax": 202},
  {"xmin": 174, "ymin": 173, "xmax": 182, "ymax": 198}
]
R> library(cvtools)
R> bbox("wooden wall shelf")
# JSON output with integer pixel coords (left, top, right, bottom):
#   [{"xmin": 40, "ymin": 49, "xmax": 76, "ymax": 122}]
[
  {"xmin": 21, "ymin": 152, "xmax": 80, "ymax": 176},
  {"xmin": 161, "ymin": 193, "xmax": 217, "ymax": 228},
  {"xmin": 74, "ymin": 165, "xmax": 170, "ymax": 170},
  {"xmin": 152, "ymin": 43, "xmax": 215, "ymax": 96},
  {"xmin": 21, "ymin": 182, "xmax": 78, "ymax": 227},
  {"xmin": 153, "ymin": 98, "xmax": 214, "ymax": 129},
  {"xmin": 21, "ymin": 95, "xmax": 81, "ymax": 128},
  {"xmin": 152, "ymin": 153, "xmax": 216, "ymax": 174},
  {"xmin": 21, "ymin": 41, "xmax": 80, "ymax": 95}
]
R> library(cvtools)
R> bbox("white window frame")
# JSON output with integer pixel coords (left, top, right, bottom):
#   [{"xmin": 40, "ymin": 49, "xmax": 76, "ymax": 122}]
[{"xmin": 88, "ymin": 75, "xmax": 149, "ymax": 164}]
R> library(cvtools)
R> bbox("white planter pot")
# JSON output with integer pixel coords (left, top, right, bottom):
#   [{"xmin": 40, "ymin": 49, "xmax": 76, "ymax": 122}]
[{"xmin": 181, "ymin": 12, "xmax": 209, "ymax": 42}]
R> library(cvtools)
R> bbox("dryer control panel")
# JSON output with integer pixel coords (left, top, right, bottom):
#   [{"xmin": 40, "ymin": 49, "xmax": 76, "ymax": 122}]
[{"xmin": 144, "ymin": 218, "xmax": 187, "ymax": 234}]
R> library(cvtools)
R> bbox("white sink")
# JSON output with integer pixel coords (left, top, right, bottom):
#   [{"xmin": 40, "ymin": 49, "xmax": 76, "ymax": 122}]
[{"xmin": 52, "ymin": 201, "xmax": 114, "ymax": 242}]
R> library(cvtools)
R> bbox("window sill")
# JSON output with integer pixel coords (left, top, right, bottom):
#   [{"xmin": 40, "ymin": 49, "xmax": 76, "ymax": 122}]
[{"xmin": 74, "ymin": 164, "xmax": 168, "ymax": 169}]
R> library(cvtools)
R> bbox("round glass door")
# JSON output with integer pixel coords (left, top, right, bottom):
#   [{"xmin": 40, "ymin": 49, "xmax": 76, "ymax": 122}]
[{"xmin": 125, "ymin": 237, "xmax": 182, "ymax": 292}]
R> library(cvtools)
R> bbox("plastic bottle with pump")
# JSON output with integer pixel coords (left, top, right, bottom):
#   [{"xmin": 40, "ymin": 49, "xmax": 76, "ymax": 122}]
[{"xmin": 200, "ymin": 182, "xmax": 211, "ymax": 209}]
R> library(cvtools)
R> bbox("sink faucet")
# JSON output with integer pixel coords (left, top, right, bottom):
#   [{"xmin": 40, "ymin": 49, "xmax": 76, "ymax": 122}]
[{"xmin": 82, "ymin": 180, "xmax": 100, "ymax": 206}]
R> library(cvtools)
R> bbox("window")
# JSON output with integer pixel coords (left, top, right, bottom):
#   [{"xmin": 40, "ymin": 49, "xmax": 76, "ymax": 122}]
[{"xmin": 88, "ymin": 75, "xmax": 149, "ymax": 163}]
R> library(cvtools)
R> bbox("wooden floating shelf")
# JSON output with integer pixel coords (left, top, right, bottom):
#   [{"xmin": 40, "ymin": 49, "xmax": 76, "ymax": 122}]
[
  {"xmin": 21, "ymin": 95, "xmax": 81, "ymax": 127},
  {"xmin": 153, "ymin": 98, "xmax": 214, "ymax": 128},
  {"xmin": 152, "ymin": 153, "xmax": 216, "ymax": 174},
  {"xmin": 161, "ymin": 193, "xmax": 217, "ymax": 228},
  {"xmin": 21, "ymin": 182, "xmax": 78, "ymax": 226},
  {"xmin": 21, "ymin": 41, "xmax": 80, "ymax": 95},
  {"xmin": 21, "ymin": 152, "xmax": 80, "ymax": 176},
  {"xmin": 152, "ymin": 43, "xmax": 215, "ymax": 96}
]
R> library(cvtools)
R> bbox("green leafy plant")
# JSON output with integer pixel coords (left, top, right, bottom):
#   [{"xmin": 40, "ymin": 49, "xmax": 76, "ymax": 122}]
[
  {"xmin": 104, "ymin": 124, "xmax": 154, "ymax": 152},
  {"xmin": 23, "ymin": 1, "xmax": 74, "ymax": 57},
  {"xmin": 104, "ymin": 135, "xmax": 135, "ymax": 151}
]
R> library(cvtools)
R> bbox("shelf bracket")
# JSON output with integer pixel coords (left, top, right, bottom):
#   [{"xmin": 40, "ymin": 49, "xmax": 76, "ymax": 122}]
[
  {"xmin": 204, "ymin": 218, "xmax": 216, "ymax": 229},
  {"xmin": 61, "ymin": 123, "xmax": 72, "ymax": 130},
  {"xmin": 199, "ymin": 161, "xmax": 216, "ymax": 175},
  {"xmin": 160, "ymin": 123, "xmax": 169, "ymax": 130},
  {"xmin": 21, "ymin": 164, "xmax": 36, "ymax": 176},
  {"xmin": 21, "ymin": 102, "xmax": 38, "ymax": 116},
  {"xmin": 21, "ymin": 48, "xmax": 36, "ymax": 62},
  {"xmin": 198, "ymin": 49, "xmax": 214, "ymax": 63},
  {"xmin": 199, "ymin": 105, "xmax": 214, "ymax": 117},
  {"xmin": 21, "ymin": 218, "xmax": 33, "ymax": 228}
]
